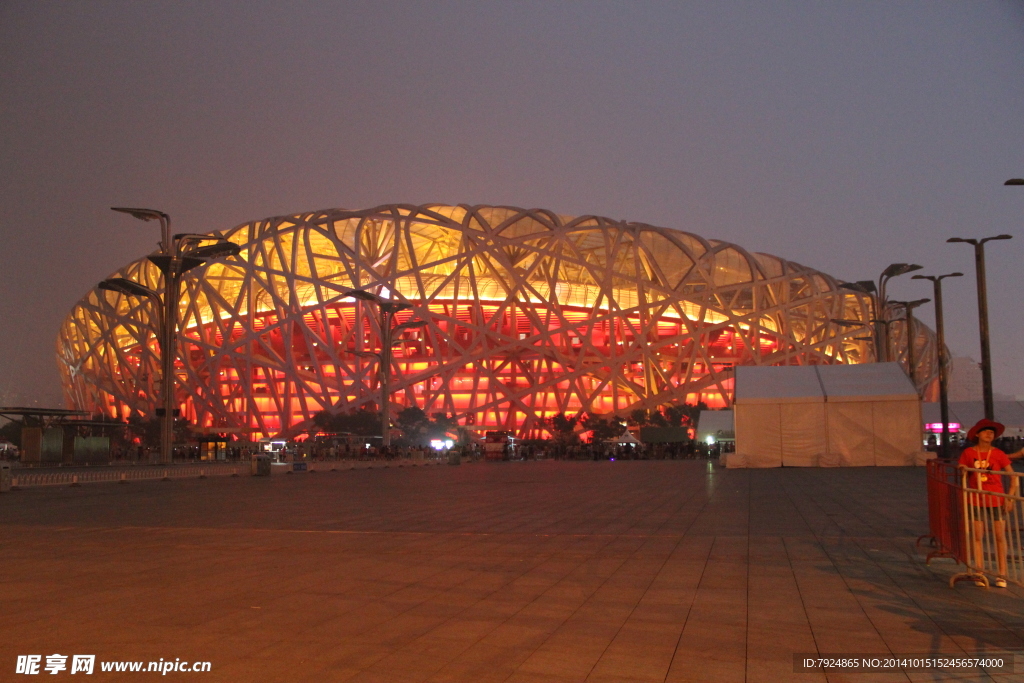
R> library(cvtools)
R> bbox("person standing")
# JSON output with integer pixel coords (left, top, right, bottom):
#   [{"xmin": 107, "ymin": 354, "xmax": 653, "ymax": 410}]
[{"xmin": 958, "ymin": 419, "xmax": 1024, "ymax": 587}]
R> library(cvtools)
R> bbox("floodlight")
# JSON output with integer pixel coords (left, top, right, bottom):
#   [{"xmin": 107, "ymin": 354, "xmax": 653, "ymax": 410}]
[
  {"xmin": 111, "ymin": 207, "xmax": 168, "ymax": 222},
  {"xmin": 186, "ymin": 241, "xmax": 241, "ymax": 260},
  {"xmin": 98, "ymin": 278, "xmax": 156, "ymax": 298}
]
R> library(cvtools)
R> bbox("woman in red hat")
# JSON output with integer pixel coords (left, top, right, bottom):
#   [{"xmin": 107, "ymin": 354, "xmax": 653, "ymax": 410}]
[{"xmin": 958, "ymin": 419, "xmax": 1024, "ymax": 587}]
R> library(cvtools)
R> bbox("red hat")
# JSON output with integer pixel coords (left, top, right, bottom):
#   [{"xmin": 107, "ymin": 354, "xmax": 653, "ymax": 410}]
[{"xmin": 967, "ymin": 419, "xmax": 1005, "ymax": 442}]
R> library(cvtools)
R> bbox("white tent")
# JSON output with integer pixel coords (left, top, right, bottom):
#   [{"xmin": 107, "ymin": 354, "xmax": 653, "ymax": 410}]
[
  {"xmin": 732, "ymin": 363, "xmax": 923, "ymax": 468},
  {"xmin": 732, "ymin": 366, "xmax": 825, "ymax": 467},
  {"xmin": 613, "ymin": 430, "xmax": 642, "ymax": 445}
]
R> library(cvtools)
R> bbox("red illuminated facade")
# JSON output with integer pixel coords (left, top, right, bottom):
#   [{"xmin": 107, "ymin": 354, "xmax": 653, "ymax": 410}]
[{"xmin": 58, "ymin": 204, "xmax": 935, "ymax": 439}]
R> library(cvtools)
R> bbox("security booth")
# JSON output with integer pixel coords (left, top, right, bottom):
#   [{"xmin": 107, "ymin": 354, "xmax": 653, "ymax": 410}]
[
  {"xmin": 0, "ymin": 407, "xmax": 108, "ymax": 464},
  {"xmin": 72, "ymin": 435, "xmax": 111, "ymax": 464},
  {"xmin": 732, "ymin": 363, "xmax": 924, "ymax": 468},
  {"xmin": 192, "ymin": 426, "xmax": 249, "ymax": 460},
  {"xmin": 484, "ymin": 431, "xmax": 509, "ymax": 460},
  {"xmin": 18, "ymin": 426, "xmax": 69, "ymax": 464},
  {"xmin": 258, "ymin": 438, "xmax": 289, "ymax": 462},
  {"xmin": 68, "ymin": 418, "xmax": 123, "ymax": 464},
  {"xmin": 196, "ymin": 437, "xmax": 228, "ymax": 461}
]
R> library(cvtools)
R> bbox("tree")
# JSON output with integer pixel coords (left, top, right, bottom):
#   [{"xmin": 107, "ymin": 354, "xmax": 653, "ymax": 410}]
[
  {"xmin": 540, "ymin": 413, "xmax": 580, "ymax": 443},
  {"xmin": 662, "ymin": 404, "xmax": 687, "ymax": 428},
  {"xmin": 428, "ymin": 412, "xmax": 459, "ymax": 439},
  {"xmin": 648, "ymin": 410, "xmax": 668, "ymax": 427},
  {"xmin": 627, "ymin": 409, "xmax": 650, "ymax": 428},
  {"xmin": 657, "ymin": 401, "xmax": 708, "ymax": 428},
  {"xmin": 126, "ymin": 415, "xmax": 193, "ymax": 447},
  {"xmin": 680, "ymin": 401, "xmax": 708, "ymax": 427},
  {"xmin": 581, "ymin": 413, "xmax": 626, "ymax": 441},
  {"xmin": 311, "ymin": 408, "xmax": 381, "ymax": 437},
  {"xmin": 394, "ymin": 407, "xmax": 457, "ymax": 445},
  {"xmin": 396, "ymin": 406, "xmax": 431, "ymax": 442}
]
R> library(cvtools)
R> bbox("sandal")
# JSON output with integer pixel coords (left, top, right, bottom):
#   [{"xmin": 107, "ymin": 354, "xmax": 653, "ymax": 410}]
[{"xmin": 994, "ymin": 579, "xmax": 1007, "ymax": 588}]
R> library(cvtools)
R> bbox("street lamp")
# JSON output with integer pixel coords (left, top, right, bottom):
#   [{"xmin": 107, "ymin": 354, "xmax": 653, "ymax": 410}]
[
  {"xmin": 831, "ymin": 316, "xmax": 899, "ymax": 362},
  {"xmin": 98, "ymin": 277, "xmax": 162, "ymax": 303},
  {"xmin": 342, "ymin": 289, "xmax": 427, "ymax": 447},
  {"xmin": 888, "ymin": 298, "xmax": 930, "ymax": 392},
  {"xmin": 947, "ymin": 234, "xmax": 1013, "ymax": 420},
  {"xmin": 106, "ymin": 208, "xmax": 240, "ymax": 463},
  {"xmin": 841, "ymin": 266, "xmax": 921, "ymax": 364},
  {"xmin": 877, "ymin": 263, "xmax": 922, "ymax": 362},
  {"xmin": 912, "ymin": 272, "xmax": 963, "ymax": 458},
  {"xmin": 1004, "ymin": 179, "xmax": 1024, "ymax": 186}
]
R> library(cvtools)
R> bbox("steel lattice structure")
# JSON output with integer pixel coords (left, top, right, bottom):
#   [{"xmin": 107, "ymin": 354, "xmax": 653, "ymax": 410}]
[{"xmin": 57, "ymin": 204, "xmax": 937, "ymax": 438}]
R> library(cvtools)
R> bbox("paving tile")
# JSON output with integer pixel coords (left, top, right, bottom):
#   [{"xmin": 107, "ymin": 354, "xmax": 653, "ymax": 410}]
[{"xmin": 4, "ymin": 461, "xmax": 1024, "ymax": 682}]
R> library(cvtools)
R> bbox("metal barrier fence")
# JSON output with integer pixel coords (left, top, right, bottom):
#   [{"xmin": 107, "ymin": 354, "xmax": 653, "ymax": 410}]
[
  {"xmin": 955, "ymin": 466, "xmax": 1024, "ymax": 588},
  {"xmin": 919, "ymin": 460, "xmax": 966, "ymax": 565},
  {"xmin": 11, "ymin": 463, "xmax": 243, "ymax": 488},
  {"xmin": 922, "ymin": 459, "xmax": 1024, "ymax": 588}
]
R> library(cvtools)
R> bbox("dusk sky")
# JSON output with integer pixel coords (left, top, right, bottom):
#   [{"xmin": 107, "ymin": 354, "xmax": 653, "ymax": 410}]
[{"xmin": 1, "ymin": 1, "xmax": 1022, "ymax": 407}]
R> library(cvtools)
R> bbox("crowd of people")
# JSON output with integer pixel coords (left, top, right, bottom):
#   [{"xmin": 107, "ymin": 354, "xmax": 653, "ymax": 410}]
[
  {"xmin": 531, "ymin": 440, "xmax": 726, "ymax": 461},
  {"xmin": 7, "ymin": 436, "xmax": 729, "ymax": 465}
]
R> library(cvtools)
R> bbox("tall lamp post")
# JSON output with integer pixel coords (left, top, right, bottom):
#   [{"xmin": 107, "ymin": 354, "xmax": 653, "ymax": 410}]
[
  {"xmin": 947, "ymin": 234, "xmax": 1013, "ymax": 420},
  {"xmin": 343, "ymin": 290, "xmax": 427, "ymax": 447},
  {"xmin": 888, "ymin": 298, "xmax": 930, "ymax": 392},
  {"xmin": 912, "ymin": 272, "xmax": 963, "ymax": 458},
  {"xmin": 831, "ymin": 316, "xmax": 904, "ymax": 372},
  {"xmin": 104, "ymin": 208, "xmax": 240, "ymax": 463},
  {"xmin": 877, "ymin": 263, "xmax": 923, "ymax": 362}
]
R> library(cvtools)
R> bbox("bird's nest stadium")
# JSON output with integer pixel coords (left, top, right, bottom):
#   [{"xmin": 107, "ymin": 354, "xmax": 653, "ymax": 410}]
[{"xmin": 57, "ymin": 204, "xmax": 937, "ymax": 439}]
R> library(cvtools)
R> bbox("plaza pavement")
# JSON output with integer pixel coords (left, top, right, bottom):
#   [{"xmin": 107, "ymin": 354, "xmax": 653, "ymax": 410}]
[{"xmin": 1, "ymin": 460, "xmax": 1022, "ymax": 683}]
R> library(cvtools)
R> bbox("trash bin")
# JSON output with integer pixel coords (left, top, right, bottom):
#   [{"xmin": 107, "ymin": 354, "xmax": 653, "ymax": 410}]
[
  {"xmin": 0, "ymin": 462, "xmax": 11, "ymax": 492},
  {"xmin": 447, "ymin": 450, "xmax": 461, "ymax": 466},
  {"xmin": 252, "ymin": 455, "xmax": 271, "ymax": 476}
]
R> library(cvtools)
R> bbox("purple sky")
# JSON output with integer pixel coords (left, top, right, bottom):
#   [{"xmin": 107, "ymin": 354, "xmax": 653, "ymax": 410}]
[{"xmin": 1, "ymin": 1, "xmax": 1022, "ymax": 407}]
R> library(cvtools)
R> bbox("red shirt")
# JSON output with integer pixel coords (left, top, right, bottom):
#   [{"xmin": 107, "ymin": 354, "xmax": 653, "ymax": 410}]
[{"xmin": 959, "ymin": 446, "xmax": 1010, "ymax": 506}]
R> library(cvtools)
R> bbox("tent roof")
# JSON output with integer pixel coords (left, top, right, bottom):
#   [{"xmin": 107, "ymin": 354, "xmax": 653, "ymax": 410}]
[
  {"xmin": 735, "ymin": 363, "xmax": 917, "ymax": 405},
  {"xmin": 614, "ymin": 431, "xmax": 641, "ymax": 444},
  {"xmin": 733, "ymin": 366, "xmax": 823, "ymax": 404},
  {"xmin": 815, "ymin": 363, "xmax": 916, "ymax": 402}
]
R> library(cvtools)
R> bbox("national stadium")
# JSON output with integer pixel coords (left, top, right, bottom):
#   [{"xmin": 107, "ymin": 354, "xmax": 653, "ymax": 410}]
[{"xmin": 57, "ymin": 204, "xmax": 937, "ymax": 439}]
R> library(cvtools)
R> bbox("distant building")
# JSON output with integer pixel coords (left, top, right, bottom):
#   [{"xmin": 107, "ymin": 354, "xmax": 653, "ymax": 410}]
[
  {"xmin": 948, "ymin": 357, "xmax": 982, "ymax": 402},
  {"xmin": 947, "ymin": 356, "xmax": 1015, "ymax": 402}
]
